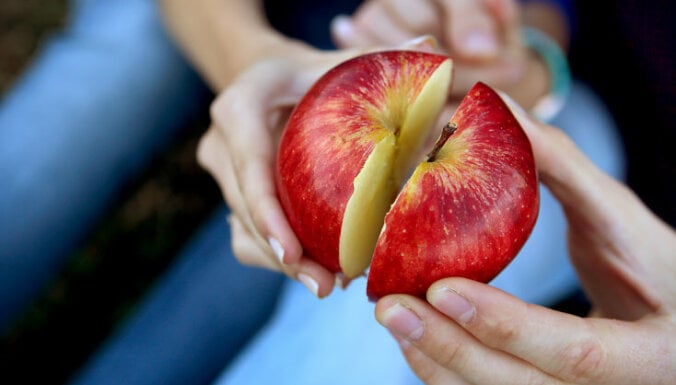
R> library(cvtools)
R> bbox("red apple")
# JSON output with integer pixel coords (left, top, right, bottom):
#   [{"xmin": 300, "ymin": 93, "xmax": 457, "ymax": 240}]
[
  {"xmin": 276, "ymin": 50, "xmax": 453, "ymax": 278},
  {"xmin": 275, "ymin": 51, "xmax": 538, "ymax": 300},
  {"xmin": 366, "ymin": 82, "xmax": 539, "ymax": 300}
]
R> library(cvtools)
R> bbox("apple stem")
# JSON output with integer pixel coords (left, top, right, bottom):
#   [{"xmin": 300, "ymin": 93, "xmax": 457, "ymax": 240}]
[{"xmin": 426, "ymin": 122, "xmax": 457, "ymax": 162}]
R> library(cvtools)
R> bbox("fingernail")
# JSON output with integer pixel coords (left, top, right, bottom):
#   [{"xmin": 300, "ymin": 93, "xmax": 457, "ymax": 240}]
[
  {"xmin": 401, "ymin": 35, "xmax": 439, "ymax": 52},
  {"xmin": 430, "ymin": 287, "xmax": 475, "ymax": 324},
  {"xmin": 298, "ymin": 273, "xmax": 319, "ymax": 297},
  {"xmin": 380, "ymin": 302, "xmax": 424, "ymax": 341},
  {"xmin": 462, "ymin": 31, "xmax": 498, "ymax": 57},
  {"xmin": 334, "ymin": 273, "xmax": 351, "ymax": 289},
  {"xmin": 387, "ymin": 329, "xmax": 411, "ymax": 350},
  {"xmin": 331, "ymin": 15, "xmax": 355, "ymax": 41},
  {"xmin": 268, "ymin": 236, "xmax": 285, "ymax": 264}
]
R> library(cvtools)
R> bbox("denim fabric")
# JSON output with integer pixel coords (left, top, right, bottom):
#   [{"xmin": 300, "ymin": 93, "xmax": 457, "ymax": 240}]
[{"xmin": 0, "ymin": 1, "xmax": 284, "ymax": 384}]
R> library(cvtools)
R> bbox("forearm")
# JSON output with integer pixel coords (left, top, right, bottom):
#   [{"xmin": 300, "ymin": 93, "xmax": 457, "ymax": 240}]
[{"xmin": 158, "ymin": 0, "xmax": 307, "ymax": 90}]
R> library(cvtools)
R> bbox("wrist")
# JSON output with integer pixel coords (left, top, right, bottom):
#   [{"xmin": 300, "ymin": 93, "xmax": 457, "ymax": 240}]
[
  {"xmin": 159, "ymin": 0, "xmax": 314, "ymax": 91},
  {"xmin": 211, "ymin": 29, "xmax": 314, "ymax": 90}
]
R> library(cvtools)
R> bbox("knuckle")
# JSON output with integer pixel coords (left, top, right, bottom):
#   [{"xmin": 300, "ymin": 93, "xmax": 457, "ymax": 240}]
[
  {"xmin": 195, "ymin": 131, "xmax": 215, "ymax": 169},
  {"xmin": 487, "ymin": 311, "xmax": 523, "ymax": 347},
  {"xmin": 210, "ymin": 89, "xmax": 249, "ymax": 140},
  {"xmin": 210, "ymin": 86, "xmax": 238, "ymax": 120},
  {"xmin": 437, "ymin": 340, "xmax": 472, "ymax": 371},
  {"xmin": 557, "ymin": 335, "xmax": 607, "ymax": 383}
]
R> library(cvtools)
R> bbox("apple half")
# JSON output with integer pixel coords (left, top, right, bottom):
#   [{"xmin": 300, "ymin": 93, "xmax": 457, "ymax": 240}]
[{"xmin": 275, "ymin": 51, "xmax": 539, "ymax": 300}]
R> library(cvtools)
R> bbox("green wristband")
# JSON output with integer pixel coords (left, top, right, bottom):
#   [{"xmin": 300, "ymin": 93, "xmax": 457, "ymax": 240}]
[{"xmin": 522, "ymin": 26, "xmax": 572, "ymax": 122}]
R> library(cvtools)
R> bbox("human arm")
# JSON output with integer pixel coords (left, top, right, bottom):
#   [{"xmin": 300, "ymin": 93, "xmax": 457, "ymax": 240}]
[
  {"xmin": 374, "ymin": 96, "xmax": 676, "ymax": 384},
  {"xmin": 158, "ymin": 0, "xmax": 313, "ymax": 91}
]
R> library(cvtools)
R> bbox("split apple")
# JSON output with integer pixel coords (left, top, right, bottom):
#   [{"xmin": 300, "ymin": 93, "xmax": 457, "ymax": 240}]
[{"xmin": 275, "ymin": 51, "xmax": 539, "ymax": 301}]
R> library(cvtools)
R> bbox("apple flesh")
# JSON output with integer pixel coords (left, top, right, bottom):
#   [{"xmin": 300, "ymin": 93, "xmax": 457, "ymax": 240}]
[
  {"xmin": 276, "ymin": 51, "xmax": 453, "ymax": 278},
  {"xmin": 276, "ymin": 51, "xmax": 538, "ymax": 301}
]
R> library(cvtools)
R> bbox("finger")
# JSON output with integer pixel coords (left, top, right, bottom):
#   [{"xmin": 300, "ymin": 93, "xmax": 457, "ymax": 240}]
[
  {"xmin": 229, "ymin": 213, "xmax": 281, "ymax": 271},
  {"xmin": 483, "ymin": 0, "xmax": 522, "ymax": 45},
  {"xmin": 331, "ymin": 14, "xmax": 380, "ymax": 49},
  {"xmin": 210, "ymin": 75, "xmax": 303, "ymax": 266},
  {"xmin": 496, "ymin": 92, "xmax": 621, "ymax": 213},
  {"xmin": 293, "ymin": 256, "xmax": 338, "ymax": 298},
  {"xmin": 498, "ymin": 91, "xmax": 637, "ymax": 217},
  {"xmin": 484, "ymin": 0, "xmax": 519, "ymax": 26},
  {"xmin": 332, "ymin": 7, "xmax": 415, "ymax": 48},
  {"xmin": 198, "ymin": 126, "xmax": 283, "ymax": 264},
  {"xmin": 197, "ymin": 128, "xmax": 236, "ymax": 204},
  {"xmin": 440, "ymin": 0, "xmax": 501, "ymax": 60},
  {"xmin": 448, "ymin": 56, "xmax": 524, "ymax": 97},
  {"xmin": 383, "ymin": 0, "xmax": 442, "ymax": 37},
  {"xmin": 501, "ymin": 94, "xmax": 676, "ymax": 315},
  {"xmin": 394, "ymin": 335, "xmax": 472, "ymax": 385},
  {"xmin": 198, "ymin": 129, "xmax": 292, "ymax": 270},
  {"xmin": 210, "ymin": 85, "xmax": 339, "ymax": 297},
  {"xmin": 230, "ymin": 214, "xmax": 337, "ymax": 298},
  {"xmin": 376, "ymin": 294, "xmax": 561, "ymax": 384},
  {"xmin": 429, "ymin": 278, "xmax": 604, "ymax": 383},
  {"xmin": 197, "ymin": 127, "xmax": 251, "ymax": 232},
  {"xmin": 332, "ymin": 0, "xmax": 441, "ymax": 49},
  {"xmin": 427, "ymin": 277, "xmax": 675, "ymax": 384}
]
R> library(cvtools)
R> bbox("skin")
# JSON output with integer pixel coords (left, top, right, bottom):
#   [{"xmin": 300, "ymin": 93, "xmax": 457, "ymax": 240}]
[
  {"xmin": 159, "ymin": 0, "xmax": 374, "ymax": 297},
  {"xmin": 159, "ymin": 0, "xmax": 568, "ymax": 298},
  {"xmin": 375, "ymin": 96, "xmax": 676, "ymax": 384},
  {"xmin": 159, "ymin": 1, "xmax": 676, "ymax": 380},
  {"xmin": 331, "ymin": 0, "xmax": 567, "ymax": 110}
]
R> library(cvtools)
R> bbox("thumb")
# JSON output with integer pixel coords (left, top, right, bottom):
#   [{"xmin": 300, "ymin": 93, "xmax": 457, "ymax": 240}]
[
  {"xmin": 440, "ymin": 0, "xmax": 501, "ymax": 60},
  {"xmin": 500, "ymin": 92, "xmax": 676, "ymax": 318},
  {"xmin": 426, "ymin": 278, "xmax": 672, "ymax": 384}
]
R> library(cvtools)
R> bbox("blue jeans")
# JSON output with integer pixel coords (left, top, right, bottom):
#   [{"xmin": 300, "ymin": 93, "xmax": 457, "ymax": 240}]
[
  {"xmin": 68, "ymin": 207, "xmax": 285, "ymax": 385},
  {"xmin": 0, "ymin": 0, "xmax": 284, "ymax": 383},
  {"xmin": 0, "ymin": 0, "xmax": 207, "ymax": 326}
]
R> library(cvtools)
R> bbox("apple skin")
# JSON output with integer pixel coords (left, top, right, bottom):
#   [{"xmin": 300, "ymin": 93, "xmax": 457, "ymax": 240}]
[
  {"xmin": 276, "ymin": 51, "xmax": 450, "ymax": 274},
  {"xmin": 366, "ymin": 82, "xmax": 539, "ymax": 301}
]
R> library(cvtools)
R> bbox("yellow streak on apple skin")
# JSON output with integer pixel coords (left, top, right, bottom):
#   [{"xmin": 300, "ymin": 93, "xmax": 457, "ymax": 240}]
[
  {"xmin": 406, "ymin": 126, "xmax": 529, "ymax": 206},
  {"xmin": 318, "ymin": 96, "xmax": 389, "ymax": 146},
  {"xmin": 398, "ymin": 124, "xmax": 533, "ymax": 268}
]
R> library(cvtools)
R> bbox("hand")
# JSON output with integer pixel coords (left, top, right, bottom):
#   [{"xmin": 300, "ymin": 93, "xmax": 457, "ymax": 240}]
[
  {"xmin": 198, "ymin": 48, "xmax": 355, "ymax": 298},
  {"xmin": 374, "ymin": 96, "xmax": 676, "ymax": 384},
  {"xmin": 331, "ymin": 0, "xmax": 551, "ymax": 109},
  {"xmin": 200, "ymin": 39, "xmax": 441, "ymax": 298}
]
